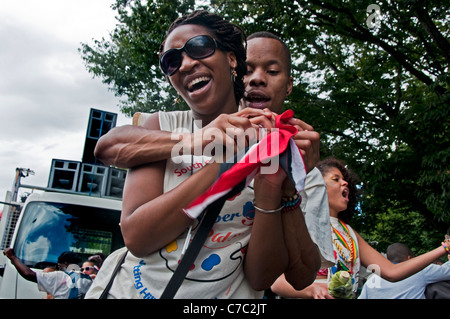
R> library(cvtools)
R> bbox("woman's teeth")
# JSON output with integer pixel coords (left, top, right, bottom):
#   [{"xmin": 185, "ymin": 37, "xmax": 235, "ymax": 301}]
[
  {"xmin": 342, "ymin": 189, "xmax": 349, "ymax": 199},
  {"xmin": 187, "ymin": 76, "xmax": 211, "ymax": 92}
]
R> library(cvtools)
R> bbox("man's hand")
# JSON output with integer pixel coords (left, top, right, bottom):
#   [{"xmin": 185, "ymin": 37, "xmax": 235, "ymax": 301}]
[
  {"xmin": 286, "ymin": 117, "xmax": 320, "ymax": 173},
  {"xmin": 257, "ymin": 110, "xmax": 320, "ymax": 173},
  {"xmin": 3, "ymin": 248, "xmax": 37, "ymax": 282},
  {"xmin": 3, "ymin": 248, "xmax": 16, "ymax": 260},
  {"xmin": 238, "ymin": 108, "xmax": 321, "ymax": 173}
]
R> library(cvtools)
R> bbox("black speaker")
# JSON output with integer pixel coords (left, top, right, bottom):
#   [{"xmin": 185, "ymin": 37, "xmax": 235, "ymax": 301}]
[
  {"xmin": 82, "ymin": 108, "xmax": 117, "ymax": 164},
  {"xmin": 77, "ymin": 163, "xmax": 108, "ymax": 196},
  {"xmin": 47, "ymin": 159, "xmax": 81, "ymax": 192},
  {"xmin": 105, "ymin": 167, "xmax": 127, "ymax": 199}
]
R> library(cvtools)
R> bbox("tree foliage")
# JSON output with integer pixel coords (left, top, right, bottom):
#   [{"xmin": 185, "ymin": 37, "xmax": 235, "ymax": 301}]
[{"xmin": 79, "ymin": 0, "xmax": 449, "ymax": 252}]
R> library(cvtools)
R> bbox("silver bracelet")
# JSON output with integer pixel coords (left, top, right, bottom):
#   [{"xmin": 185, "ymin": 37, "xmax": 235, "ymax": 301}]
[{"xmin": 252, "ymin": 200, "xmax": 284, "ymax": 214}]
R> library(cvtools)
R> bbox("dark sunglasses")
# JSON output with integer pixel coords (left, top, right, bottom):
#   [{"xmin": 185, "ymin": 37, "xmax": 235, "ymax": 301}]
[{"xmin": 160, "ymin": 35, "xmax": 218, "ymax": 76}]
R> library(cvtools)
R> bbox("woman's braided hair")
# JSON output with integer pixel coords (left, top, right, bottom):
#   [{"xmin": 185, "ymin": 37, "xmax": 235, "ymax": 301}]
[{"xmin": 159, "ymin": 10, "xmax": 247, "ymax": 104}]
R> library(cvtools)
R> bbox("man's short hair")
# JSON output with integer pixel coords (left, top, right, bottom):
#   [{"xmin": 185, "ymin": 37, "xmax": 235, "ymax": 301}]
[
  {"xmin": 247, "ymin": 31, "xmax": 292, "ymax": 75},
  {"xmin": 386, "ymin": 243, "xmax": 414, "ymax": 263}
]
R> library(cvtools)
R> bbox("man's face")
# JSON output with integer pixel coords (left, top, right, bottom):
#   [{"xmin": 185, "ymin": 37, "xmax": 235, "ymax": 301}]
[{"xmin": 242, "ymin": 37, "xmax": 293, "ymax": 114}]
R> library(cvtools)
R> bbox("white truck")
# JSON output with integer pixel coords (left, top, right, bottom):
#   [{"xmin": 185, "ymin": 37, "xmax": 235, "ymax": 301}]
[
  {"xmin": 0, "ymin": 184, "xmax": 124, "ymax": 298},
  {"xmin": 0, "ymin": 108, "xmax": 126, "ymax": 298}
]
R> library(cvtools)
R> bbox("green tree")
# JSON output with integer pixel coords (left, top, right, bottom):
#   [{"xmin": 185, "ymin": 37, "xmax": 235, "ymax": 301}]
[
  {"xmin": 213, "ymin": 0, "xmax": 450, "ymax": 251},
  {"xmin": 80, "ymin": 0, "xmax": 449, "ymax": 252}
]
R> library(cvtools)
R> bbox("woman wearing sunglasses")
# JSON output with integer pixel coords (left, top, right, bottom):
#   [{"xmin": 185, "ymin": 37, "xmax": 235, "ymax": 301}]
[
  {"xmin": 86, "ymin": 10, "xmax": 320, "ymax": 299},
  {"xmin": 81, "ymin": 261, "xmax": 99, "ymax": 280}
]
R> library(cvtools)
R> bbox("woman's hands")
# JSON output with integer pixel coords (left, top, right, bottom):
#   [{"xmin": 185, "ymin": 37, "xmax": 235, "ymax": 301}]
[{"xmin": 189, "ymin": 108, "xmax": 274, "ymax": 162}]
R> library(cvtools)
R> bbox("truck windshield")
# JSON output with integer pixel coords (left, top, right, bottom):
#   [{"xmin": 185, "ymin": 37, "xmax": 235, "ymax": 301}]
[{"xmin": 13, "ymin": 201, "xmax": 124, "ymax": 269}]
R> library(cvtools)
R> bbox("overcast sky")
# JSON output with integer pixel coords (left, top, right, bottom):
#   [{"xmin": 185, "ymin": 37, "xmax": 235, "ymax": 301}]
[{"xmin": 0, "ymin": 1, "xmax": 130, "ymax": 206}]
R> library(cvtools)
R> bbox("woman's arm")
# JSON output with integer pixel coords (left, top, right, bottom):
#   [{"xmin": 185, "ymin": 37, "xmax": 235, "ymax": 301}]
[
  {"xmin": 116, "ymin": 108, "xmax": 220, "ymax": 257},
  {"xmin": 243, "ymin": 117, "xmax": 322, "ymax": 291},
  {"xmin": 243, "ymin": 170, "xmax": 321, "ymax": 291},
  {"xmin": 244, "ymin": 168, "xmax": 289, "ymax": 291},
  {"xmin": 121, "ymin": 160, "xmax": 221, "ymax": 257},
  {"xmin": 357, "ymin": 231, "xmax": 448, "ymax": 282},
  {"xmin": 119, "ymin": 112, "xmax": 272, "ymax": 257},
  {"xmin": 271, "ymin": 275, "xmax": 333, "ymax": 299},
  {"xmin": 280, "ymin": 205, "xmax": 321, "ymax": 290}
]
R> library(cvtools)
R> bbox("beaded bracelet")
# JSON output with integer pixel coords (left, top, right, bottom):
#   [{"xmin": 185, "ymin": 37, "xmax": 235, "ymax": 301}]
[
  {"xmin": 252, "ymin": 200, "xmax": 284, "ymax": 214},
  {"xmin": 281, "ymin": 191, "xmax": 302, "ymax": 212},
  {"xmin": 442, "ymin": 241, "xmax": 450, "ymax": 254}
]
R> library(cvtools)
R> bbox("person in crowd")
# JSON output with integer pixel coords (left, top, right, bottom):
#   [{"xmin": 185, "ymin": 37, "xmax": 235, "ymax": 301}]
[
  {"xmin": 425, "ymin": 254, "xmax": 450, "ymax": 299},
  {"xmin": 358, "ymin": 243, "xmax": 450, "ymax": 298},
  {"xmin": 271, "ymin": 157, "xmax": 450, "ymax": 298},
  {"xmin": 81, "ymin": 254, "xmax": 103, "ymax": 279},
  {"xmin": 88, "ymin": 253, "xmax": 104, "ymax": 268},
  {"xmin": 81, "ymin": 260, "xmax": 99, "ymax": 280},
  {"xmin": 42, "ymin": 266, "xmax": 56, "ymax": 299},
  {"xmin": 3, "ymin": 249, "xmax": 92, "ymax": 299},
  {"xmin": 86, "ymin": 10, "xmax": 320, "ymax": 299}
]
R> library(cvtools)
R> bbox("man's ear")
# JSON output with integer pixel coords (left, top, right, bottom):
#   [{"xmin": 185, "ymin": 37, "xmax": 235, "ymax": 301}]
[{"xmin": 286, "ymin": 75, "xmax": 293, "ymax": 96}]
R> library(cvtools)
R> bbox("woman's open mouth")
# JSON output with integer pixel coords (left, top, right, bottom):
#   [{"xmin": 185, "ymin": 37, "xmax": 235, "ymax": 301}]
[
  {"xmin": 187, "ymin": 76, "xmax": 211, "ymax": 93},
  {"xmin": 342, "ymin": 188, "xmax": 349, "ymax": 201}
]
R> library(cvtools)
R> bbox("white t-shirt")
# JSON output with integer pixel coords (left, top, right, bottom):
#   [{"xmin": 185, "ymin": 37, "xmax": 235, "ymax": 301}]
[{"xmin": 36, "ymin": 271, "xmax": 92, "ymax": 299}]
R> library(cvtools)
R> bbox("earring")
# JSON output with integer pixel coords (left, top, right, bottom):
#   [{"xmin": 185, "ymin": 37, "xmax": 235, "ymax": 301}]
[
  {"xmin": 174, "ymin": 95, "xmax": 181, "ymax": 104},
  {"xmin": 231, "ymin": 68, "xmax": 237, "ymax": 82}
]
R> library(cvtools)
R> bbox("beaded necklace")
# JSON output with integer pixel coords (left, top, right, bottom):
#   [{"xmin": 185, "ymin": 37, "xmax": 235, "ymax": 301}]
[{"xmin": 331, "ymin": 219, "xmax": 358, "ymax": 273}]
